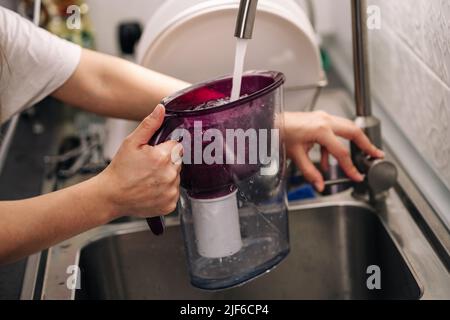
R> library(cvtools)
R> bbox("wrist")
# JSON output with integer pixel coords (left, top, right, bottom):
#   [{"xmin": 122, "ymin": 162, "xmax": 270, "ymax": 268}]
[{"xmin": 87, "ymin": 172, "xmax": 123, "ymax": 222}]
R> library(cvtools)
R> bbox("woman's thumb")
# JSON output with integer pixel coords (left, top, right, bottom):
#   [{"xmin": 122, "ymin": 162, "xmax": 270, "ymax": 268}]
[{"xmin": 129, "ymin": 105, "xmax": 165, "ymax": 146}]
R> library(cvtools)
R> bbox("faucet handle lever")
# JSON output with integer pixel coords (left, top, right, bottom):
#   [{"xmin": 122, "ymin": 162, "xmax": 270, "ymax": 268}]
[
  {"xmin": 365, "ymin": 158, "xmax": 398, "ymax": 195},
  {"xmin": 323, "ymin": 158, "xmax": 397, "ymax": 195},
  {"xmin": 352, "ymin": 155, "xmax": 398, "ymax": 201}
]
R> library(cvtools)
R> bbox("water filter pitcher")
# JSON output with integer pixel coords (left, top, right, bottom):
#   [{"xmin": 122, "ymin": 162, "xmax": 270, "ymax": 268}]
[{"xmin": 151, "ymin": 71, "xmax": 290, "ymax": 289}]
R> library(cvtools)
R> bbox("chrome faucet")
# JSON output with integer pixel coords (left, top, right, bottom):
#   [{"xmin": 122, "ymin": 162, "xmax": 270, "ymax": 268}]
[
  {"xmin": 235, "ymin": 0, "xmax": 259, "ymax": 39},
  {"xmin": 234, "ymin": 0, "xmax": 397, "ymax": 202},
  {"xmin": 351, "ymin": 0, "xmax": 382, "ymax": 149},
  {"xmin": 350, "ymin": 0, "xmax": 397, "ymax": 202}
]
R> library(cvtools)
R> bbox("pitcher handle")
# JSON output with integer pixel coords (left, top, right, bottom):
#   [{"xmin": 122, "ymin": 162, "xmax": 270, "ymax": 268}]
[{"xmin": 146, "ymin": 114, "xmax": 180, "ymax": 236}]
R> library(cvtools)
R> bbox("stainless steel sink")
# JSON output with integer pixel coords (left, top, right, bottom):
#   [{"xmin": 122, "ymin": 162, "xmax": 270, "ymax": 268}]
[
  {"xmin": 74, "ymin": 203, "xmax": 420, "ymax": 300},
  {"xmin": 37, "ymin": 188, "xmax": 450, "ymax": 300}
]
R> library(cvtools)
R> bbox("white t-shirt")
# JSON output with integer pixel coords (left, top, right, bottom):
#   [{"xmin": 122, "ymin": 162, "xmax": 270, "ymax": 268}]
[{"xmin": 0, "ymin": 6, "xmax": 81, "ymax": 123}]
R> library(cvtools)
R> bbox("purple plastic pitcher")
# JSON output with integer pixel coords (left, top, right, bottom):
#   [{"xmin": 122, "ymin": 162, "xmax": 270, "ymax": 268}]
[
  {"xmin": 146, "ymin": 71, "xmax": 290, "ymax": 290},
  {"xmin": 147, "ymin": 70, "xmax": 285, "ymax": 236}
]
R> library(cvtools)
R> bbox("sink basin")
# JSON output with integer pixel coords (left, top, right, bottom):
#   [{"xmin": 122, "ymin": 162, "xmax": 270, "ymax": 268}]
[{"xmin": 75, "ymin": 205, "xmax": 421, "ymax": 300}]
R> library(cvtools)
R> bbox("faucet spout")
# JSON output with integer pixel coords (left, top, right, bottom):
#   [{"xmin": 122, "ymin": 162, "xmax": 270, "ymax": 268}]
[
  {"xmin": 351, "ymin": 0, "xmax": 381, "ymax": 149},
  {"xmin": 351, "ymin": 0, "xmax": 372, "ymax": 117},
  {"xmin": 235, "ymin": 0, "xmax": 259, "ymax": 39}
]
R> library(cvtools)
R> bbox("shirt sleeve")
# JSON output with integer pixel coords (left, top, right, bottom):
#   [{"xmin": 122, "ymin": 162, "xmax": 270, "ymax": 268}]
[{"xmin": 0, "ymin": 6, "xmax": 82, "ymax": 122}]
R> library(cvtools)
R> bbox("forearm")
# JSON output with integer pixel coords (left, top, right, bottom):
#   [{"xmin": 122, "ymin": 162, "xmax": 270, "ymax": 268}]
[
  {"xmin": 0, "ymin": 175, "xmax": 116, "ymax": 264},
  {"xmin": 52, "ymin": 49, "xmax": 190, "ymax": 120}
]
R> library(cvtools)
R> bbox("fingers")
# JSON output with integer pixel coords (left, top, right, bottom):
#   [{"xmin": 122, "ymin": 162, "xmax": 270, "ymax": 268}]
[
  {"xmin": 170, "ymin": 142, "xmax": 184, "ymax": 165},
  {"xmin": 128, "ymin": 105, "xmax": 165, "ymax": 146},
  {"xmin": 329, "ymin": 117, "xmax": 385, "ymax": 158},
  {"xmin": 290, "ymin": 145, "xmax": 325, "ymax": 192},
  {"xmin": 320, "ymin": 146, "xmax": 330, "ymax": 172},
  {"xmin": 316, "ymin": 129, "xmax": 364, "ymax": 182},
  {"xmin": 161, "ymin": 165, "xmax": 181, "ymax": 216},
  {"xmin": 157, "ymin": 140, "xmax": 183, "ymax": 160}
]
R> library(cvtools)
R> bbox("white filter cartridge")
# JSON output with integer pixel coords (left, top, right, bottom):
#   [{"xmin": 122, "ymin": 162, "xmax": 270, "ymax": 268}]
[{"xmin": 190, "ymin": 190, "xmax": 242, "ymax": 258}]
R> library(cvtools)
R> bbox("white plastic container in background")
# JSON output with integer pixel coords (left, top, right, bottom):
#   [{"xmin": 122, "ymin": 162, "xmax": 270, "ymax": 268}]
[{"xmin": 136, "ymin": 0, "xmax": 324, "ymax": 112}]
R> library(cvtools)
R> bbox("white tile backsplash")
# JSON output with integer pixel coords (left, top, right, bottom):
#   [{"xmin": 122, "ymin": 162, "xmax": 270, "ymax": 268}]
[
  {"xmin": 370, "ymin": 24, "xmax": 450, "ymax": 189},
  {"xmin": 368, "ymin": 0, "xmax": 450, "ymax": 190},
  {"xmin": 369, "ymin": 0, "xmax": 450, "ymax": 87},
  {"xmin": 319, "ymin": 0, "xmax": 450, "ymax": 191}
]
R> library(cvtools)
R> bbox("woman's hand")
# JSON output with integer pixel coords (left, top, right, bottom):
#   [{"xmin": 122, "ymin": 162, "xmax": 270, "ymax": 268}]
[
  {"xmin": 283, "ymin": 111, "xmax": 384, "ymax": 192},
  {"xmin": 0, "ymin": 105, "xmax": 182, "ymax": 263},
  {"xmin": 95, "ymin": 105, "xmax": 182, "ymax": 219}
]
